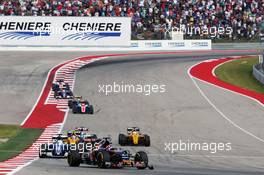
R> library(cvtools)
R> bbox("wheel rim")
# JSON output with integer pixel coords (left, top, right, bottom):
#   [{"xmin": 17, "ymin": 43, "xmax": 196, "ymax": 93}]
[{"xmin": 98, "ymin": 153, "xmax": 104, "ymax": 167}]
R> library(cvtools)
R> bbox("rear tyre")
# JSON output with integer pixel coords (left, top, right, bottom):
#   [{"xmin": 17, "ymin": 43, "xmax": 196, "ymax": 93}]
[
  {"xmin": 68, "ymin": 100, "xmax": 73, "ymax": 109},
  {"xmin": 144, "ymin": 135, "xmax": 150, "ymax": 147},
  {"xmin": 39, "ymin": 144, "xmax": 47, "ymax": 158},
  {"xmin": 134, "ymin": 151, "xmax": 148, "ymax": 169},
  {"xmin": 52, "ymin": 83, "xmax": 59, "ymax": 91},
  {"xmin": 118, "ymin": 134, "xmax": 127, "ymax": 146},
  {"xmin": 97, "ymin": 151, "xmax": 110, "ymax": 168},
  {"xmin": 72, "ymin": 106, "xmax": 77, "ymax": 114},
  {"xmin": 54, "ymin": 91, "xmax": 58, "ymax": 99},
  {"xmin": 67, "ymin": 150, "xmax": 81, "ymax": 167},
  {"xmin": 89, "ymin": 105, "xmax": 94, "ymax": 114}
]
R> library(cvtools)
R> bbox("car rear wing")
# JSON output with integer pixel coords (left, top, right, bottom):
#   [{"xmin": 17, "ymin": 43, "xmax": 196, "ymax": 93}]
[
  {"xmin": 52, "ymin": 134, "xmax": 68, "ymax": 140},
  {"xmin": 127, "ymin": 127, "xmax": 140, "ymax": 133}
]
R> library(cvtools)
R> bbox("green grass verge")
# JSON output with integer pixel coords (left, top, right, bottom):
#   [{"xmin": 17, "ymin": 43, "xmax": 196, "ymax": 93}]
[
  {"xmin": 215, "ymin": 57, "xmax": 264, "ymax": 94},
  {"xmin": 0, "ymin": 125, "xmax": 22, "ymax": 138},
  {"xmin": 0, "ymin": 125, "xmax": 43, "ymax": 162}
]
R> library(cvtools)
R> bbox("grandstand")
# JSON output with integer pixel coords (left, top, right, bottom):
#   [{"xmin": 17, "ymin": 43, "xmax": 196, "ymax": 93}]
[{"xmin": 0, "ymin": 0, "xmax": 263, "ymax": 41}]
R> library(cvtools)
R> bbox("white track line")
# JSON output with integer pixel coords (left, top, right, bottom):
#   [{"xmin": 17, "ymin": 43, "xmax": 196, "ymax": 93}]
[{"xmin": 188, "ymin": 60, "xmax": 264, "ymax": 144}]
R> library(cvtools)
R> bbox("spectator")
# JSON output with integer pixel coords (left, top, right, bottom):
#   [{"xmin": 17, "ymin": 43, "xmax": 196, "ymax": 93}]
[{"xmin": 0, "ymin": 0, "xmax": 263, "ymax": 41}]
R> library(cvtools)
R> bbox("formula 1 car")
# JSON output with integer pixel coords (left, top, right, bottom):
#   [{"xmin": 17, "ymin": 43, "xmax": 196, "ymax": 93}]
[
  {"xmin": 52, "ymin": 79, "xmax": 70, "ymax": 92},
  {"xmin": 54, "ymin": 88, "xmax": 73, "ymax": 99},
  {"xmin": 67, "ymin": 137, "xmax": 153, "ymax": 170},
  {"xmin": 71, "ymin": 100, "xmax": 94, "ymax": 114},
  {"xmin": 39, "ymin": 134, "xmax": 69, "ymax": 158},
  {"xmin": 68, "ymin": 96, "xmax": 83, "ymax": 109},
  {"xmin": 66, "ymin": 130, "xmax": 81, "ymax": 145},
  {"xmin": 119, "ymin": 127, "xmax": 150, "ymax": 146}
]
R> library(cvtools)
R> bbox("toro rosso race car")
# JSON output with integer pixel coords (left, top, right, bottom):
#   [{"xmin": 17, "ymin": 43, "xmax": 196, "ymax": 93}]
[
  {"xmin": 119, "ymin": 127, "xmax": 150, "ymax": 146},
  {"xmin": 39, "ymin": 134, "xmax": 69, "ymax": 158},
  {"xmin": 71, "ymin": 100, "xmax": 94, "ymax": 114},
  {"xmin": 67, "ymin": 137, "xmax": 153, "ymax": 170}
]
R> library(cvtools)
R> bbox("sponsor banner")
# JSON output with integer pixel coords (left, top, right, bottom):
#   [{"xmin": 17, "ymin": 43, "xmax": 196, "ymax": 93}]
[
  {"xmin": 0, "ymin": 16, "xmax": 131, "ymax": 46},
  {"xmin": 190, "ymin": 41, "xmax": 209, "ymax": 48},
  {"xmin": 130, "ymin": 40, "xmax": 211, "ymax": 50}
]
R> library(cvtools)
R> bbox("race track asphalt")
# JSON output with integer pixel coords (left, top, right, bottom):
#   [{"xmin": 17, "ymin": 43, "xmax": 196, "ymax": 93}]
[{"xmin": 0, "ymin": 51, "xmax": 264, "ymax": 174}]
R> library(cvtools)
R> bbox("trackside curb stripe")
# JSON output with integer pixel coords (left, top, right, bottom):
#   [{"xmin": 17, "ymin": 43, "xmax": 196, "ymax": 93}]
[{"xmin": 188, "ymin": 56, "xmax": 264, "ymax": 144}]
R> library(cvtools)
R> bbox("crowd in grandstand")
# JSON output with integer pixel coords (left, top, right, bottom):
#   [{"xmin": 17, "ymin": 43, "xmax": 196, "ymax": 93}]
[{"xmin": 0, "ymin": 0, "xmax": 263, "ymax": 41}]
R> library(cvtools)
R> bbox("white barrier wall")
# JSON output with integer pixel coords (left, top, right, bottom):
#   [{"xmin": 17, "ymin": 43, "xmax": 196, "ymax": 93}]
[
  {"xmin": 0, "ymin": 16, "xmax": 131, "ymax": 46},
  {"xmin": 131, "ymin": 40, "xmax": 211, "ymax": 50}
]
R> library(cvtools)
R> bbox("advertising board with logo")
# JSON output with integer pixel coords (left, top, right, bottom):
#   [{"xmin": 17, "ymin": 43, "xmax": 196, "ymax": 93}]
[
  {"xmin": 0, "ymin": 17, "xmax": 131, "ymax": 46},
  {"xmin": 131, "ymin": 40, "xmax": 211, "ymax": 50}
]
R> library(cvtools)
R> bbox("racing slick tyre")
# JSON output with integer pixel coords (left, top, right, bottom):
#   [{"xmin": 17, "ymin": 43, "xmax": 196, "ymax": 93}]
[
  {"xmin": 65, "ymin": 83, "xmax": 70, "ymax": 90},
  {"xmin": 97, "ymin": 150, "xmax": 110, "ymax": 168},
  {"xmin": 39, "ymin": 144, "xmax": 47, "ymax": 158},
  {"xmin": 89, "ymin": 105, "xmax": 94, "ymax": 114},
  {"xmin": 72, "ymin": 106, "xmax": 77, "ymax": 114},
  {"xmin": 67, "ymin": 150, "xmax": 81, "ymax": 167},
  {"xmin": 69, "ymin": 91, "xmax": 73, "ymax": 96},
  {"xmin": 118, "ymin": 134, "xmax": 127, "ymax": 146},
  {"xmin": 144, "ymin": 135, "xmax": 151, "ymax": 147},
  {"xmin": 54, "ymin": 91, "xmax": 59, "ymax": 99},
  {"xmin": 52, "ymin": 83, "xmax": 59, "ymax": 92},
  {"xmin": 68, "ymin": 100, "xmax": 73, "ymax": 109},
  {"xmin": 134, "ymin": 151, "xmax": 148, "ymax": 169}
]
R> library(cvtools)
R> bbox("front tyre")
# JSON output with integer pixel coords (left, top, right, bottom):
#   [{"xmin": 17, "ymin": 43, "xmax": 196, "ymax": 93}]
[
  {"xmin": 72, "ymin": 106, "xmax": 77, "ymax": 114},
  {"xmin": 89, "ymin": 105, "xmax": 94, "ymax": 114},
  {"xmin": 144, "ymin": 135, "xmax": 150, "ymax": 147},
  {"xmin": 67, "ymin": 150, "xmax": 81, "ymax": 167},
  {"xmin": 68, "ymin": 100, "xmax": 73, "ymax": 109},
  {"xmin": 97, "ymin": 151, "xmax": 110, "ymax": 168},
  {"xmin": 39, "ymin": 144, "xmax": 47, "ymax": 158},
  {"xmin": 134, "ymin": 151, "xmax": 148, "ymax": 169}
]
